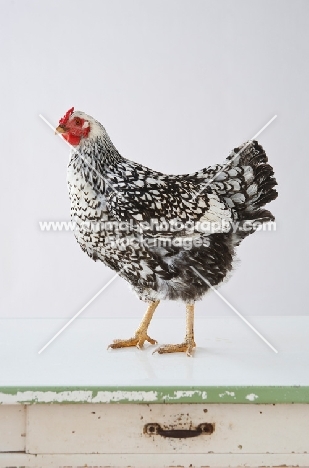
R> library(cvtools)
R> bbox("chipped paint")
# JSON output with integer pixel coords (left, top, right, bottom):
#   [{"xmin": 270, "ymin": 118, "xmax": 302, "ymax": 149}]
[
  {"xmin": 91, "ymin": 390, "xmax": 158, "ymax": 403},
  {"xmin": 245, "ymin": 393, "xmax": 259, "ymax": 401},
  {"xmin": 0, "ymin": 390, "xmax": 158, "ymax": 404},
  {"xmin": 0, "ymin": 391, "xmax": 94, "ymax": 404},
  {"xmin": 165, "ymin": 390, "xmax": 208, "ymax": 401},
  {"xmin": 219, "ymin": 391, "xmax": 236, "ymax": 399},
  {"xmin": 0, "ymin": 386, "xmax": 307, "ymax": 404}
]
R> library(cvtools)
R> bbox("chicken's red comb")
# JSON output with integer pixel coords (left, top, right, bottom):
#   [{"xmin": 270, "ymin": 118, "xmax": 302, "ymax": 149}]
[{"xmin": 59, "ymin": 107, "xmax": 74, "ymax": 125}]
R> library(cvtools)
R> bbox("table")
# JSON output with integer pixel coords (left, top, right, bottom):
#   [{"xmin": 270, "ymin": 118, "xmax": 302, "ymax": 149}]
[{"xmin": 1, "ymin": 316, "xmax": 308, "ymax": 467}]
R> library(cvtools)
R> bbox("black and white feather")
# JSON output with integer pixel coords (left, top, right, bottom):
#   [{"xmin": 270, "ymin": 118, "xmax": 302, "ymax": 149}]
[{"xmin": 67, "ymin": 111, "xmax": 278, "ymax": 303}]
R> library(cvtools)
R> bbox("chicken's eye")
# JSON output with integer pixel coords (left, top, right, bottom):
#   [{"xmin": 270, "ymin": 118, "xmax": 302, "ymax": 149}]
[{"xmin": 75, "ymin": 118, "xmax": 81, "ymax": 126}]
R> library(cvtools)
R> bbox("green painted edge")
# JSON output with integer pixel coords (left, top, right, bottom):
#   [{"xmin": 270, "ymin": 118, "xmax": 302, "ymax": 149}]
[{"xmin": 0, "ymin": 386, "xmax": 308, "ymax": 404}]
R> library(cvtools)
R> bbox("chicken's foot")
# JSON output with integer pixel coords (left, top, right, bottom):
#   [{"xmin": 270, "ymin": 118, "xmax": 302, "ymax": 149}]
[
  {"xmin": 108, "ymin": 300, "xmax": 159, "ymax": 350},
  {"xmin": 153, "ymin": 303, "xmax": 196, "ymax": 357}
]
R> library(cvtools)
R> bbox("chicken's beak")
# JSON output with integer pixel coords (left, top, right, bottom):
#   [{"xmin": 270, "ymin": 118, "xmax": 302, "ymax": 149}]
[{"xmin": 55, "ymin": 125, "xmax": 67, "ymax": 135}]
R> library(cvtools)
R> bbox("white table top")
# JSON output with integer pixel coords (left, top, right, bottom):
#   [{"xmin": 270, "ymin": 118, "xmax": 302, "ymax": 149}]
[{"xmin": 1, "ymin": 316, "xmax": 308, "ymax": 404}]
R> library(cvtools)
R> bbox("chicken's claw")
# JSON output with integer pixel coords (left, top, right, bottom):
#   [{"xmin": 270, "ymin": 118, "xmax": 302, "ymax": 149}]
[
  {"xmin": 153, "ymin": 340, "xmax": 196, "ymax": 357},
  {"xmin": 107, "ymin": 332, "xmax": 157, "ymax": 350}
]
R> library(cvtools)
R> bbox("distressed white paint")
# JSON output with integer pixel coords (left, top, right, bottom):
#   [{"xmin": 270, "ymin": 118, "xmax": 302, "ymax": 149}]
[
  {"xmin": 26, "ymin": 403, "xmax": 309, "ymax": 455},
  {"xmin": 0, "ymin": 390, "xmax": 161, "ymax": 405},
  {"xmin": 219, "ymin": 390, "xmax": 236, "ymax": 398},
  {"xmin": 164, "ymin": 390, "xmax": 208, "ymax": 400},
  {"xmin": 0, "ymin": 390, "xmax": 92, "ymax": 405},
  {"xmin": 92, "ymin": 390, "xmax": 159, "ymax": 402},
  {"xmin": 1, "ymin": 404, "xmax": 309, "ymax": 467},
  {"xmin": 0, "ymin": 452, "xmax": 309, "ymax": 467},
  {"xmin": 0, "ymin": 405, "xmax": 26, "ymax": 452},
  {"xmin": 0, "ymin": 388, "xmax": 212, "ymax": 405},
  {"xmin": 245, "ymin": 393, "xmax": 259, "ymax": 401}
]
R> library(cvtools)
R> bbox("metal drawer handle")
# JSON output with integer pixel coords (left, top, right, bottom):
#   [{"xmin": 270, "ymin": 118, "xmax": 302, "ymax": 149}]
[{"xmin": 144, "ymin": 422, "xmax": 214, "ymax": 438}]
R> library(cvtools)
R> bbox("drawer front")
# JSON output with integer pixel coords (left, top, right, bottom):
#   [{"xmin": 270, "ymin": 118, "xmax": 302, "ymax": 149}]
[{"xmin": 27, "ymin": 403, "xmax": 309, "ymax": 454}]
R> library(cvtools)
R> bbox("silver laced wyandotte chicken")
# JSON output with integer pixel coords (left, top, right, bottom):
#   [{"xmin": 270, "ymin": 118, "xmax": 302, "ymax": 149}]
[{"xmin": 56, "ymin": 107, "xmax": 278, "ymax": 356}]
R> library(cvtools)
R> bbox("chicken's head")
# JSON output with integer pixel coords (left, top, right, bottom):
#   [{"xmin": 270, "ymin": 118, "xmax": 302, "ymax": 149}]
[{"xmin": 56, "ymin": 107, "xmax": 91, "ymax": 146}]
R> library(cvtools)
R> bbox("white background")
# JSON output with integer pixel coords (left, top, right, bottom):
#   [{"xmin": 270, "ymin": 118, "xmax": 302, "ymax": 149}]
[{"xmin": 1, "ymin": 0, "xmax": 308, "ymax": 325}]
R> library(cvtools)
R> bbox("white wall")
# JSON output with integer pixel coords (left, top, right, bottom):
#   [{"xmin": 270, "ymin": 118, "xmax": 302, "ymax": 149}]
[{"xmin": 0, "ymin": 0, "xmax": 308, "ymax": 322}]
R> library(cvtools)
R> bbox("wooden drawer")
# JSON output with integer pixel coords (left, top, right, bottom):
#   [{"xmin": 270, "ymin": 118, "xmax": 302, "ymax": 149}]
[
  {"xmin": 1, "ymin": 403, "xmax": 309, "ymax": 466},
  {"xmin": 26, "ymin": 403, "xmax": 309, "ymax": 455}
]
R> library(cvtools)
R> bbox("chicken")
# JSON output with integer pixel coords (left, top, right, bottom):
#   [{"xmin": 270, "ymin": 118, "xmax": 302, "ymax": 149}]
[{"xmin": 56, "ymin": 107, "xmax": 278, "ymax": 356}]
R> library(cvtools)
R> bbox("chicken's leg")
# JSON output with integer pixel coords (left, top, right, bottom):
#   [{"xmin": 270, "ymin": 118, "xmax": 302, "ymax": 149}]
[
  {"xmin": 108, "ymin": 300, "xmax": 160, "ymax": 350},
  {"xmin": 154, "ymin": 303, "xmax": 196, "ymax": 357}
]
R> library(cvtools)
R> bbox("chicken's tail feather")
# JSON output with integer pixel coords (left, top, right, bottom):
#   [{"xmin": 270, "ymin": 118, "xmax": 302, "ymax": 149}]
[{"xmin": 210, "ymin": 140, "xmax": 278, "ymax": 221}]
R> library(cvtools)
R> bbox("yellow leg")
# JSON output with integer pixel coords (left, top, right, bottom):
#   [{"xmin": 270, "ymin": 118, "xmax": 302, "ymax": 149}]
[
  {"xmin": 108, "ymin": 300, "xmax": 160, "ymax": 350},
  {"xmin": 154, "ymin": 303, "xmax": 196, "ymax": 357}
]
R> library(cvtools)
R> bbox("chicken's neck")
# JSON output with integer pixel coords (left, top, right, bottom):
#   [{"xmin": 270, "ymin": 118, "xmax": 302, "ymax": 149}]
[
  {"xmin": 68, "ymin": 134, "xmax": 129, "ymax": 194},
  {"xmin": 69, "ymin": 135, "xmax": 123, "ymax": 169}
]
